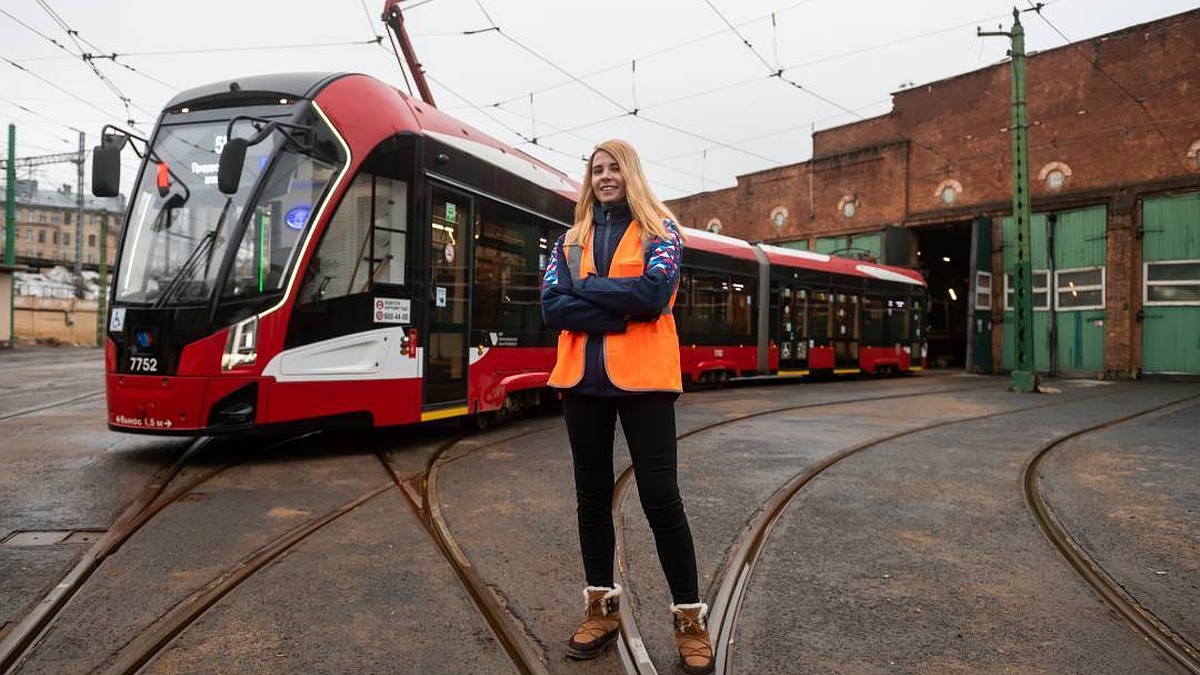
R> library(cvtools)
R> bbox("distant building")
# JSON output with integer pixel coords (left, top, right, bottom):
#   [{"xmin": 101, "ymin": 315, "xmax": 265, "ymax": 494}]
[
  {"xmin": 666, "ymin": 9, "xmax": 1200, "ymax": 378},
  {"xmin": 0, "ymin": 179, "xmax": 125, "ymax": 271}
]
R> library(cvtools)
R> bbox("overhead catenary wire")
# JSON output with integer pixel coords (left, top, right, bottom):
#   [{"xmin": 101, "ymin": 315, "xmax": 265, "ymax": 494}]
[
  {"xmin": 436, "ymin": 78, "xmax": 695, "ymax": 196},
  {"xmin": 357, "ymin": 0, "xmax": 384, "ymax": 41},
  {"xmin": 0, "ymin": 8, "xmax": 72, "ymax": 54},
  {"xmin": 425, "ymin": 73, "xmax": 584, "ymax": 163},
  {"xmin": 437, "ymin": 10, "xmax": 1008, "ymax": 115},
  {"xmin": 468, "ymin": 0, "xmax": 782, "ymax": 166},
  {"xmin": 34, "ymin": 0, "xmax": 146, "ymax": 126},
  {"xmin": 459, "ymin": 0, "xmax": 824, "ymax": 111},
  {"xmin": 698, "ymin": 0, "xmax": 863, "ymax": 120},
  {"xmin": 19, "ymin": 37, "xmax": 389, "ymax": 60},
  {"xmin": 1027, "ymin": 2, "xmax": 1192, "ymax": 171},
  {"xmin": 460, "ymin": 10, "xmax": 1009, "ymax": 170},
  {"xmin": 0, "ymin": 98, "xmax": 82, "ymax": 138},
  {"xmin": 486, "ymin": 102, "xmax": 710, "ymax": 185},
  {"xmin": 2, "ymin": 56, "xmax": 127, "ymax": 124}
]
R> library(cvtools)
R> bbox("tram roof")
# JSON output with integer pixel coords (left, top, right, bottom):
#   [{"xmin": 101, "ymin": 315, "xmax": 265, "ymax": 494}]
[
  {"xmin": 163, "ymin": 72, "xmax": 584, "ymax": 202},
  {"xmin": 680, "ymin": 226, "xmax": 760, "ymax": 261},
  {"xmin": 758, "ymin": 243, "xmax": 926, "ymax": 286},
  {"xmin": 165, "ymin": 72, "xmax": 343, "ymax": 109}
]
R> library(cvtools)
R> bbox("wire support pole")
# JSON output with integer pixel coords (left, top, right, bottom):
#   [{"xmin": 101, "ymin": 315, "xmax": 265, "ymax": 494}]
[
  {"xmin": 981, "ymin": 9, "xmax": 1037, "ymax": 392},
  {"xmin": 5, "ymin": 124, "xmax": 14, "ymax": 350},
  {"xmin": 74, "ymin": 130, "xmax": 84, "ymax": 280}
]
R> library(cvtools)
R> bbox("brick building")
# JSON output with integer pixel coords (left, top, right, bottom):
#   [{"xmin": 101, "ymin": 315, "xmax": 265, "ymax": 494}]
[
  {"xmin": 666, "ymin": 9, "xmax": 1200, "ymax": 378},
  {"xmin": 1, "ymin": 179, "xmax": 124, "ymax": 270}
]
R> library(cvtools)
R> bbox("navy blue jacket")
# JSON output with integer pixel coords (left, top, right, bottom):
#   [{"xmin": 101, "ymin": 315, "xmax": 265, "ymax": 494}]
[{"xmin": 541, "ymin": 201, "xmax": 683, "ymax": 395}]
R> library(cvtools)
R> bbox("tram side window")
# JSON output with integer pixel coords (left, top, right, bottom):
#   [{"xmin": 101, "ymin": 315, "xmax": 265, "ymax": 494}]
[
  {"xmin": 810, "ymin": 291, "xmax": 832, "ymax": 341},
  {"xmin": 372, "ymin": 177, "xmax": 408, "ymax": 286},
  {"xmin": 862, "ymin": 295, "xmax": 911, "ymax": 344},
  {"xmin": 682, "ymin": 273, "xmax": 726, "ymax": 343},
  {"xmin": 862, "ymin": 296, "xmax": 887, "ymax": 344},
  {"xmin": 299, "ymin": 174, "xmax": 374, "ymax": 304},
  {"xmin": 223, "ymin": 151, "xmax": 338, "ymax": 300},
  {"xmin": 729, "ymin": 275, "xmax": 755, "ymax": 339},
  {"xmin": 889, "ymin": 297, "xmax": 911, "ymax": 342},
  {"xmin": 677, "ymin": 272, "xmax": 755, "ymax": 343},
  {"xmin": 473, "ymin": 200, "xmax": 552, "ymax": 345}
]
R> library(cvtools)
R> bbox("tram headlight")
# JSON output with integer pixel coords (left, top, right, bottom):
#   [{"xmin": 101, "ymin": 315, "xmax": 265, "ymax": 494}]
[{"xmin": 222, "ymin": 315, "xmax": 258, "ymax": 370}]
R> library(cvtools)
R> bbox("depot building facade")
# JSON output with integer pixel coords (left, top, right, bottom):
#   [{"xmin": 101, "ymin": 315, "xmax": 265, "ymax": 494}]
[{"xmin": 666, "ymin": 9, "xmax": 1200, "ymax": 378}]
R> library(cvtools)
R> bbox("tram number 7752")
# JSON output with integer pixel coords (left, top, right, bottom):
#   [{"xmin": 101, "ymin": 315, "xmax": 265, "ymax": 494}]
[{"xmin": 128, "ymin": 356, "xmax": 160, "ymax": 373}]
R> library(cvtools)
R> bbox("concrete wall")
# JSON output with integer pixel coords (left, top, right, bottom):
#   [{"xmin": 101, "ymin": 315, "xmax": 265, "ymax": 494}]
[
  {"xmin": 0, "ymin": 270, "xmax": 12, "ymax": 348},
  {"xmin": 14, "ymin": 296, "xmax": 99, "ymax": 346}
]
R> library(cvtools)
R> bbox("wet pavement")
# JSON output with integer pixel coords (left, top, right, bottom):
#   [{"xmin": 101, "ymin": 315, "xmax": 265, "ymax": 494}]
[{"xmin": 1, "ymin": 347, "xmax": 1197, "ymax": 674}]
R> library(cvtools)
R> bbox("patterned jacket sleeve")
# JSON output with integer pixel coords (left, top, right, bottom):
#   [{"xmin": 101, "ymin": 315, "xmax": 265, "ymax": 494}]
[
  {"xmin": 569, "ymin": 219, "xmax": 683, "ymax": 317},
  {"xmin": 541, "ymin": 234, "xmax": 628, "ymax": 333}
]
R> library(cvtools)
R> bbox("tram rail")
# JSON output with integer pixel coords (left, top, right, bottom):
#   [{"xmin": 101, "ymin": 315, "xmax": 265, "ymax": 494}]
[
  {"xmin": 612, "ymin": 384, "xmax": 1200, "ymax": 674},
  {"xmin": 1023, "ymin": 393, "xmax": 1200, "ymax": 675}
]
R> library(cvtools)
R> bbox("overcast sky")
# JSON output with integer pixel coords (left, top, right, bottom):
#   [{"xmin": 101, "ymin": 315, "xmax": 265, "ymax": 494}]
[{"xmin": 2, "ymin": 0, "xmax": 1195, "ymax": 202}]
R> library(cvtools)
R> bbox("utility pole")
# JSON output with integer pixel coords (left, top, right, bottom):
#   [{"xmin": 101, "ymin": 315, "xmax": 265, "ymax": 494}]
[
  {"xmin": 5, "ymin": 124, "xmax": 14, "ymax": 349},
  {"xmin": 0, "ymin": 142, "xmax": 90, "ymax": 294},
  {"xmin": 96, "ymin": 212, "xmax": 108, "ymax": 347},
  {"xmin": 74, "ymin": 131, "xmax": 84, "ymax": 280},
  {"xmin": 980, "ymin": 9, "xmax": 1038, "ymax": 393}
]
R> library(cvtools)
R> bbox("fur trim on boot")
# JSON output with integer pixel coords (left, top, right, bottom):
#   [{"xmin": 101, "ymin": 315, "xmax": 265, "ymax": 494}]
[
  {"xmin": 671, "ymin": 602, "xmax": 714, "ymax": 675},
  {"xmin": 566, "ymin": 585, "xmax": 622, "ymax": 659}
]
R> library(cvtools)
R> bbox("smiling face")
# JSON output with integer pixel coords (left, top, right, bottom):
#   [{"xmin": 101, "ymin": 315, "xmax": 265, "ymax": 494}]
[{"xmin": 590, "ymin": 149, "xmax": 626, "ymax": 204}]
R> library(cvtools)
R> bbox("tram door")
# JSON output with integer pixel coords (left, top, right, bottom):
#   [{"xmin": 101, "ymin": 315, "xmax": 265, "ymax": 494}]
[
  {"xmin": 778, "ymin": 286, "xmax": 809, "ymax": 370},
  {"xmin": 424, "ymin": 185, "xmax": 472, "ymax": 413},
  {"xmin": 833, "ymin": 292, "xmax": 860, "ymax": 370}
]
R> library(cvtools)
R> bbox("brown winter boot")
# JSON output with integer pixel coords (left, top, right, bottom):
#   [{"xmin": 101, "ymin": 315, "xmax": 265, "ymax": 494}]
[
  {"xmin": 671, "ymin": 602, "xmax": 714, "ymax": 674},
  {"xmin": 566, "ymin": 585, "xmax": 622, "ymax": 659}
]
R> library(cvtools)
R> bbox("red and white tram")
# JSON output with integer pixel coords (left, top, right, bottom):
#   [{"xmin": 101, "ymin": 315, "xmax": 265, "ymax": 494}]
[{"xmin": 91, "ymin": 11, "xmax": 925, "ymax": 436}]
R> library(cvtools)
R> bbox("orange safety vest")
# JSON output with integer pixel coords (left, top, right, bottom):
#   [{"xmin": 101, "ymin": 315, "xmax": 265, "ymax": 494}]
[{"xmin": 548, "ymin": 221, "xmax": 682, "ymax": 392}]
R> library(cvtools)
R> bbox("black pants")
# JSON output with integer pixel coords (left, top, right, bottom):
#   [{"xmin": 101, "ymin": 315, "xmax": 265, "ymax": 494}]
[{"xmin": 562, "ymin": 392, "xmax": 700, "ymax": 605}]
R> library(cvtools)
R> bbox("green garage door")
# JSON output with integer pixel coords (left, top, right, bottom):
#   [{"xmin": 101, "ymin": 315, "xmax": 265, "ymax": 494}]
[
  {"xmin": 1001, "ymin": 213, "xmax": 1050, "ymax": 373},
  {"xmin": 816, "ymin": 233, "xmax": 881, "ymax": 259},
  {"xmin": 1001, "ymin": 206, "xmax": 1106, "ymax": 376},
  {"xmin": 1142, "ymin": 193, "xmax": 1200, "ymax": 375},
  {"xmin": 1052, "ymin": 206, "xmax": 1107, "ymax": 376}
]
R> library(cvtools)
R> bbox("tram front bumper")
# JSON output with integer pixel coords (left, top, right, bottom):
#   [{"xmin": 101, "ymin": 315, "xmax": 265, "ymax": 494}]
[{"xmin": 106, "ymin": 373, "xmax": 211, "ymax": 433}]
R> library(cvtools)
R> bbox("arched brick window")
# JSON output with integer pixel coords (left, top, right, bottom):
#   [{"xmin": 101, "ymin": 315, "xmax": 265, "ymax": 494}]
[{"xmin": 1037, "ymin": 161, "xmax": 1073, "ymax": 191}]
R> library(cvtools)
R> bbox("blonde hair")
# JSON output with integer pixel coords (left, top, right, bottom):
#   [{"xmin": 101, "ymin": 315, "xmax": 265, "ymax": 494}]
[{"xmin": 567, "ymin": 139, "xmax": 685, "ymax": 246}]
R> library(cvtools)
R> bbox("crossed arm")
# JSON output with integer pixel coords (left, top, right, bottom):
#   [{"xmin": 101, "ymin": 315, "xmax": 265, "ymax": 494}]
[{"xmin": 540, "ymin": 221, "xmax": 683, "ymax": 332}]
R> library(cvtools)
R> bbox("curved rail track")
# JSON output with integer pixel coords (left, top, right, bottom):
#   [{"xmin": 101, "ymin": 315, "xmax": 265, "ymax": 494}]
[
  {"xmin": 381, "ymin": 423, "xmax": 564, "ymax": 675},
  {"xmin": 0, "ymin": 437, "xmax": 210, "ymax": 672},
  {"xmin": 612, "ymin": 385, "xmax": 1200, "ymax": 675},
  {"xmin": 8, "ymin": 378, "xmax": 1195, "ymax": 675},
  {"xmin": 0, "ymin": 433, "xmax": 320, "ymax": 673},
  {"xmin": 611, "ymin": 380, "xmax": 1000, "ymax": 674},
  {"xmin": 1023, "ymin": 393, "xmax": 1200, "ymax": 675}
]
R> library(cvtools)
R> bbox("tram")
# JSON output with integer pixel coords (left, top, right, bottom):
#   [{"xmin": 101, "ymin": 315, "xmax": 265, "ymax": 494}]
[{"xmin": 90, "ymin": 8, "xmax": 925, "ymax": 436}]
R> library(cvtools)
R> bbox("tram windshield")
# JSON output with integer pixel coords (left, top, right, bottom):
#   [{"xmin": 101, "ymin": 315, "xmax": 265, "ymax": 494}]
[{"xmin": 115, "ymin": 117, "xmax": 340, "ymax": 308}]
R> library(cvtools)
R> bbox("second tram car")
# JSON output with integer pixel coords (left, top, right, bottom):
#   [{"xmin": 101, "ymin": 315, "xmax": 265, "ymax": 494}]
[{"xmin": 92, "ymin": 71, "xmax": 926, "ymax": 436}]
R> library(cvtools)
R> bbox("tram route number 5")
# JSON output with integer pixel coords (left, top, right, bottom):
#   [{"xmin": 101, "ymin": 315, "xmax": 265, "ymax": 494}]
[{"xmin": 129, "ymin": 356, "xmax": 159, "ymax": 373}]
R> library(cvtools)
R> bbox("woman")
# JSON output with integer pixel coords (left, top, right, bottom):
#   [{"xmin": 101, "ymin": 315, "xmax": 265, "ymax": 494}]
[{"xmin": 541, "ymin": 139, "xmax": 713, "ymax": 674}]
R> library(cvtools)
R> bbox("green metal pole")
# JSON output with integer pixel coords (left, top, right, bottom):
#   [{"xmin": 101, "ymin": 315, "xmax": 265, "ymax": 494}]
[
  {"xmin": 6, "ymin": 124, "xmax": 15, "ymax": 349},
  {"xmin": 1008, "ymin": 10, "xmax": 1037, "ymax": 392},
  {"xmin": 96, "ymin": 212, "xmax": 108, "ymax": 347}
]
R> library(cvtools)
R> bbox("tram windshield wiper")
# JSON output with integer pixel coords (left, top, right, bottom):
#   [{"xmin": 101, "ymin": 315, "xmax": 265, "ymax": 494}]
[
  {"xmin": 153, "ymin": 197, "xmax": 233, "ymax": 307},
  {"xmin": 154, "ymin": 229, "xmax": 216, "ymax": 308}
]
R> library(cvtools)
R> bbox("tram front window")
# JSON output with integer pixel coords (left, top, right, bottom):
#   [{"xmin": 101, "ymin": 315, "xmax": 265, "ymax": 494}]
[{"xmin": 115, "ymin": 117, "xmax": 339, "ymax": 311}]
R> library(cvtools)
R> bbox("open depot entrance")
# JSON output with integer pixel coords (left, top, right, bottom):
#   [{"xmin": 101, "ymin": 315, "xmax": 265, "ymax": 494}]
[{"xmin": 915, "ymin": 222, "xmax": 972, "ymax": 369}]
